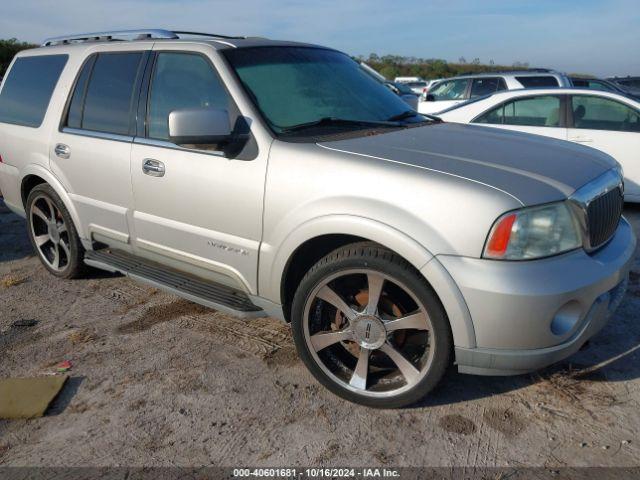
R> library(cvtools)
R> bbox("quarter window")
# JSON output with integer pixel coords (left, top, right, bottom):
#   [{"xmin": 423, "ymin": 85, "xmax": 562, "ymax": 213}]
[
  {"xmin": 0, "ymin": 55, "xmax": 68, "ymax": 128},
  {"xmin": 475, "ymin": 95, "xmax": 562, "ymax": 127},
  {"xmin": 470, "ymin": 78, "xmax": 507, "ymax": 98},
  {"xmin": 571, "ymin": 95, "xmax": 640, "ymax": 132},
  {"xmin": 429, "ymin": 79, "xmax": 468, "ymax": 101},
  {"xmin": 80, "ymin": 53, "xmax": 143, "ymax": 135},
  {"xmin": 147, "ymin": 53, "xmax": 230, "ymax": 141}
]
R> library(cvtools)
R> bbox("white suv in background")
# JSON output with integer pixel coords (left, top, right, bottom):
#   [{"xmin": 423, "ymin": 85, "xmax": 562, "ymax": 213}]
[{"xmin": 418, "ymin": 69, "xmax": 571, "ymax": 114}]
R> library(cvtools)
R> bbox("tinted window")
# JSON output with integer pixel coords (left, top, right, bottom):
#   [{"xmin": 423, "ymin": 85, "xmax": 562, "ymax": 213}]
[
  {"xmin": 147, "ymin": 53, "xmax": 229, "ymax": 140},
  {"xmin": 617, "ymin": 79, "xmax": 640, "ymax": 89},
  {"xmin": 429, "ymin": 79, "xmax": 468, "ymax": 101},
  {"xmin": 475, "ymin": 95, "xmax": 561, "ymax": 127},
  {"xmin": 82, "ymin": 53, "xmax": 142, "ymax": 135},
  {"xmin": 0, "ymin": 55, "xmax": 68, "ymax": 127},
  {"xmin": 224, "ymin": 47, "xmax": 415, "ymax": 133},
  {"xmin": 572, "ymin": 95, "xmax": 640, "ymax": 132},
  {"xmin": 66, "ymin": 56, "xmax": 95, "ymax": 129},
  {"xmin": 515, "ymin": 76, "xmax": 559, "ymax": 88},
  {"xmin": 570, "ymin": 78, "xmax": 614, "ymax": 92},
  {"xmin": 470, "ymin": 78, "xmax": 507, "ymax": 98}
]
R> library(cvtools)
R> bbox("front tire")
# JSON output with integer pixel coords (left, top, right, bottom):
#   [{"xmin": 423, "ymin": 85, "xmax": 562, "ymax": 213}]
[
  {"xmin": 26, "ymin": 184, "xmax": 86, "ymax": 279},
  {"xmin": 291, "ymin": 242, "xmax": 452, "ymax": 408}
]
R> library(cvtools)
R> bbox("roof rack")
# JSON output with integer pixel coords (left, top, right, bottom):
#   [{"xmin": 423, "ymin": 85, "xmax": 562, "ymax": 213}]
[
  {"xmin": 41, "ymin": 29, "xmax": 246, "ymax": 47},
  {"xmin": 172, "ymin": 31, "xmax": 246, "ymax": 40}
]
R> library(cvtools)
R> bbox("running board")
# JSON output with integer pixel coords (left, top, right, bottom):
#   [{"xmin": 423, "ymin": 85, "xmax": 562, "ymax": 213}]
[{"xmin": 84, "ymin": 249, "xmax": 265, "ymax": 318}]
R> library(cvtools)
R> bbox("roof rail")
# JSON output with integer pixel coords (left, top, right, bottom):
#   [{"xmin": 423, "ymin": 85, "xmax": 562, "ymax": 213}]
[
  {"xmin": 42, "ymin": 29, "xmax": 178, "ymax": 46},
  {"xmin": 172, "ymin": 31, "xmax": 246, "ymax": 40},
  {"xmin": 41, "ymin": 29, "xmax": 247, "ymax": 47}
]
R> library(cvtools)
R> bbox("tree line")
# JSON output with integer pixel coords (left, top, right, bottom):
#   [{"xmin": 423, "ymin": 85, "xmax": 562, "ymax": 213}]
[
  {"xmin": 0, "ymin": 38, "xmax": 37, "ymax": 78},
  {"xmin": 356, "ymin": 53, "xmax": 531, "ymax": 80},
  {"xmin": 1, "ymin": 37, "xmax": 531, "ymax": 82}
]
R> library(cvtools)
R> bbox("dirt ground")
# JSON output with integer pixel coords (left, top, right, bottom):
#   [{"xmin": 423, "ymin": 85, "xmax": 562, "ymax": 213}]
[{"xmin": 1, "ymin": 197, "xmax": 639, "ymax": 468}]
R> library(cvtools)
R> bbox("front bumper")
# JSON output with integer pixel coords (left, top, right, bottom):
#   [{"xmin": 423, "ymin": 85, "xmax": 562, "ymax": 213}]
[{"xmin": 439, "ymin": 217, "xmax": 636, "ymax": 376}]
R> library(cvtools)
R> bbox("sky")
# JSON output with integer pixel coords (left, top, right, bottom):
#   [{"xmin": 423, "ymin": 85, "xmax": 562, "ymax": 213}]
[{"xmin": 1, "ymin": 0, "xmax": 638, "ymax": 77}]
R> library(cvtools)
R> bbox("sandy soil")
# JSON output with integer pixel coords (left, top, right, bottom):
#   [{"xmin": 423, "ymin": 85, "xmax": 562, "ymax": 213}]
[{"xmin": 1, "ymin": 198, "xmax": 639, "ymax": 467}]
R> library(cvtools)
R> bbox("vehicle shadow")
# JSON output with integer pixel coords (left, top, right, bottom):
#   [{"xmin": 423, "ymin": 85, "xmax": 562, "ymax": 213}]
[
  {"xmin": 419, "ymin": 309, "xmax": 640, "ymax": 408},
  {"xmin": 0, "ymin": 198, "xmax": 33, "ymax": 263}
]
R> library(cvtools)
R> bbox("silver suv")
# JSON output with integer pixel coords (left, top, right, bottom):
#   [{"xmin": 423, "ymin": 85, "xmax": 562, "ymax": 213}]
[{"xmin": 0, "ymin": 30, "xmax": 635, "ymax": 408}]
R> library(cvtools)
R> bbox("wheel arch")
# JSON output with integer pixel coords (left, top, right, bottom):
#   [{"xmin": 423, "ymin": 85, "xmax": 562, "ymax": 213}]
[
  {"xmin": 260, "ymin": 214, "xmax": 476, "ymax": 348},
  {"xmin": 20, "ymin": 165, "xmax": 86, "ymax": 244}
]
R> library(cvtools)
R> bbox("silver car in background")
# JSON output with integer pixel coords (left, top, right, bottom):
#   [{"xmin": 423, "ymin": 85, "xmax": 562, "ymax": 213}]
[{"xmin": 0, "ymin": 30, "xmax": 635, "ymax": 408}]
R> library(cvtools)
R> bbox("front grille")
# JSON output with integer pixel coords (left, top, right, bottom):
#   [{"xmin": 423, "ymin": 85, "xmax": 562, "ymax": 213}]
[{"xmin": 587, "ymin": 187, "xmax": 624, "ymax": 248}]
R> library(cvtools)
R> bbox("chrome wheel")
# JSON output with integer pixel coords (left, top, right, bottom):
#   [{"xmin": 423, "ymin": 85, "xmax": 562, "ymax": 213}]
[
  {"xmin": 302, "ymin": 269, "xmax": 435, "ymax": 398},
  {"xmin": 29, "ymin": 194, "xmax": 71, "ymax": 272}
]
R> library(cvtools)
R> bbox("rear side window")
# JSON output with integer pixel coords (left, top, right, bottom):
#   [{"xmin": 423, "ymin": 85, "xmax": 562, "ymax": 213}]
[
  {"xmin": 71, "ymin": 52, "xmax": 143, "ymax": 135},
  {"xmin": 571, "ymin": 95, "xmax": 640, "ymax": 132},
  {"xmin": 470, "ymin": 78, "xmax": 507, "ymax": 98},
  {"xmin": 475, "ymin": 95, "xmax": 561, "ymax": 127},
  {"xmin": 66, "ymin": 56, "xmax": 96, "ymax": 129},
  {"xmin": 0, "ymin": 55, "xmax": 68, "ymax": 127},
  {"xmin": 515, "ymin": 76, "xmax": 559, "ymax": 88}
]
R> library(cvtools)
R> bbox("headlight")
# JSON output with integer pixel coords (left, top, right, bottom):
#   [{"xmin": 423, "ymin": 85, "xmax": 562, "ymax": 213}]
[
  {"xmin": 615, "ymin": 163, "xmax": 625, "ymax": 193},
  {"xmin": 483, "ymin": 202, "xmax": 582, "ymax": 260}
]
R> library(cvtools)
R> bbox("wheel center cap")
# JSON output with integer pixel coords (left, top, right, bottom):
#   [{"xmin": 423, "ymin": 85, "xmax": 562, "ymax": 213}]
[
  {"xmin": 49, "ymin": 223, "xmax": 60, "ymax": 243},
  {"xmin": 352, "ymin": 315, "xmax": 387, "ymax": 350}
]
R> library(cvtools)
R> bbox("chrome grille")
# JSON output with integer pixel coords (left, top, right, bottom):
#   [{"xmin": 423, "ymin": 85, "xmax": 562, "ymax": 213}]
[{"xmin": 587, "ymin": 187, "xmax": 623, "ymax": 248}]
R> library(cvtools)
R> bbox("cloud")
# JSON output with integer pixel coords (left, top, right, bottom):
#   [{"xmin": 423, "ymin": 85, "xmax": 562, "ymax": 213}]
[{"xmin": 1, "ymin": 0, "xmax": 637, "ymax": 76}]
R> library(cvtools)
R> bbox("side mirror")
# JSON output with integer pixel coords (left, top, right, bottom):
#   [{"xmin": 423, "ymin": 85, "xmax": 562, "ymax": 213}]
[
  {"xmin": 426, "ymin": 94, "xmax": 435, "ymax": 102},
  {"xmin": 168, "ymin": 108, "xmax": 231, "ymax": 146}
]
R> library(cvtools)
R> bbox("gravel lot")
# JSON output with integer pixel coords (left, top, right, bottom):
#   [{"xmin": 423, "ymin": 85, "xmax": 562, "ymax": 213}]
[{"xmin": 1, "ymin": 197, "xmax": 639, "ymax": 468}]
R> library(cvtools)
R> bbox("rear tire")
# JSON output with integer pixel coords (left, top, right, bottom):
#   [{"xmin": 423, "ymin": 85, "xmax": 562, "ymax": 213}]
[
  {"xmin": 291, "ymin": 242, "xmax": 452, "ymax": 408},
  {"xmin": 26, "ymin": 184, "xmax": 87, "ymax": 279}
]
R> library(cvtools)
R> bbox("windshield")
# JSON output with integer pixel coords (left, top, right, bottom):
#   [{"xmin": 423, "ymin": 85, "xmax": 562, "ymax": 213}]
[{"xmin": 223, "ymin": 47, "xmax": 426, "ymax": 135}]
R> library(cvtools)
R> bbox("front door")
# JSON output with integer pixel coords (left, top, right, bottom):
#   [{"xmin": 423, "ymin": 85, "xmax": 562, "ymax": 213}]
[
  {"xmin": 474, "ymin": 94, "xmax": 569, "ymax": 141},
  {"xmin": 130, "ymin": 49, "xmax": 268, "ymax": 293},
  {"xmin": 568, "ymin": 94, "xmax": 640, "ymax": 199}
]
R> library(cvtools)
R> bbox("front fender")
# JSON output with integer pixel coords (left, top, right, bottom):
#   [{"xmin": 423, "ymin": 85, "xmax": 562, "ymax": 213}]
[{"xmin": 258, "ymin": 214, "xmax": 476, "ymax": 348}]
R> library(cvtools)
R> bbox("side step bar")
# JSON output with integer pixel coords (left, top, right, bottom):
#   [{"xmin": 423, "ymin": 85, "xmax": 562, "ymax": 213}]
[{"xmin": 84, "ymin": 249, "xmax": 265, "ymax": 318}]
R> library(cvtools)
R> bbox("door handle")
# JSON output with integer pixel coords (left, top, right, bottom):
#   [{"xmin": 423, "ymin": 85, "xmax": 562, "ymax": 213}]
[
  {"xmin": 569, "ymin": 136, "xmax": 593, "ymax": 143},
  {"xmin": 142, "ymin": 158, "xmax": 165, "ymax": 177},
  {"xmin": 54, "ymin": 144, "xmax": 71, "ymax": 159}
]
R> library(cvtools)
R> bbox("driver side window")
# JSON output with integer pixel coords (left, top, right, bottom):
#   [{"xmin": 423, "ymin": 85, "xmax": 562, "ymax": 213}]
[
  {"xmin": 147, "ymin": 52, "xmax": 230, "ymax": 141},
  {"xmin": 429, "ymin": 79, "xmax": 468, "ymax": 101}
]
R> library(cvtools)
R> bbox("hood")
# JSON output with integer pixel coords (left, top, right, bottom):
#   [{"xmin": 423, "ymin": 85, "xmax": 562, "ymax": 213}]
[{"xmin": 318, "ymin": 122, "xmax": 617, "ymax": 206}]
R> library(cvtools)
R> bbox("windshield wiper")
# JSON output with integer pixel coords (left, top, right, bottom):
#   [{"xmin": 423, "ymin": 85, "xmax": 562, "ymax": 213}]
[
  {"xmin": 280, "ymin": 117, "xmax": 401, "ymax": 133},
  {"xmin": 387, "ymin": 110, "xmax": 442, "ymax": 123},
  {"xmin": 387, "ymin": 110, "xmax": 419, "ymax": 121}
]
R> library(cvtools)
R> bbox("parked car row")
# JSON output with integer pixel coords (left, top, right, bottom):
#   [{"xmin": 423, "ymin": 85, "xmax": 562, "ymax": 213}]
[
  {"xmin": 417, "ymin": 69, "xmax": 571, "ymax": 114},
  {"xmin": 438, "ymin": 88, "xmax": 640, "ymax": 202}
]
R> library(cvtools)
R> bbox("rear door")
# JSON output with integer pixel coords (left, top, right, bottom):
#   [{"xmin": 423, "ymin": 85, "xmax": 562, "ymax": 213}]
[
  {"xmin": 50, "ymin": 46, "xmax": 150, "ymax": 249},
  {"xmin": 568, "ymin": 94, "xmax": 640, "ymax": 198},
  {"xmin": 471, "ymin": 94, "xmax": 569, "ymax": 140},
  {"xmin": 129, "ymin": 46, "xmax": 268, "ymax": 292}
]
